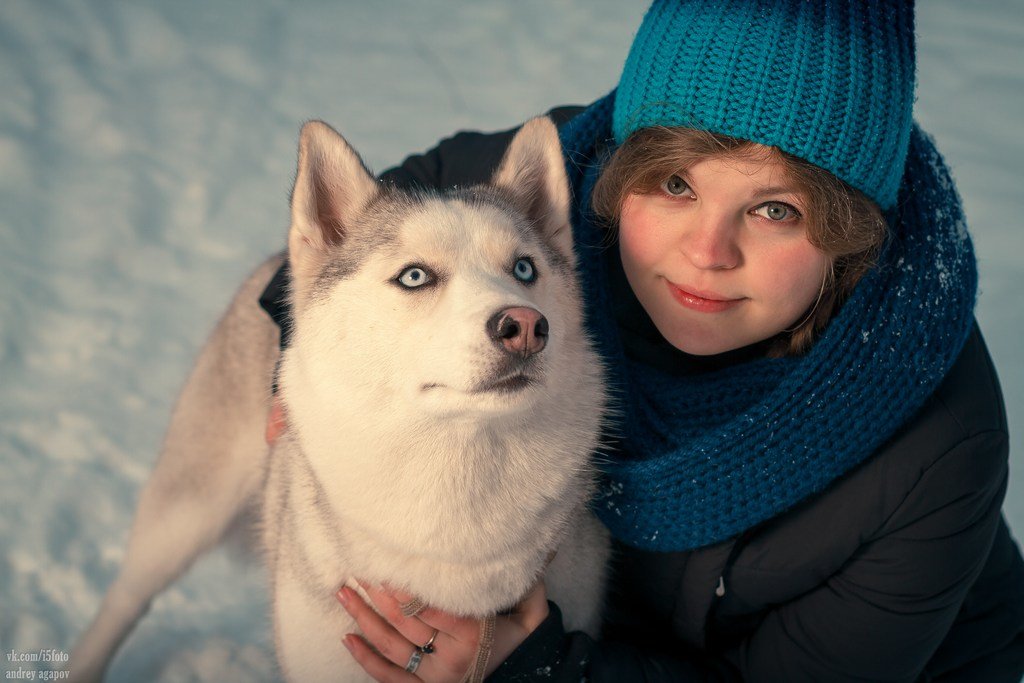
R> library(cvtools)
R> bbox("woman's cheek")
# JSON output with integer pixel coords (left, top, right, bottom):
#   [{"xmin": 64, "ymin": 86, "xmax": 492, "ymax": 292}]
[
  {"xmin": 761, "ymin": 245, "xmax": 829, "ymax": 315},
  {"xmin": 618, "ymin": 199, "xmax": 666, "ymax": 272}
]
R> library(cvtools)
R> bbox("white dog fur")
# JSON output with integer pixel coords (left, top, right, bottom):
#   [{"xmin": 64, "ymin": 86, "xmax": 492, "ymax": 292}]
[{"xmin": 68, "ymin": 116, "xmax": 610, "ymax": 682}]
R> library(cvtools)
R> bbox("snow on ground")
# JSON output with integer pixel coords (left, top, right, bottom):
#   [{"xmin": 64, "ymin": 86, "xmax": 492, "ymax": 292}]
[{"xmin": 0, "ymin": 1, "xmax": 1021, "ymax": 681}]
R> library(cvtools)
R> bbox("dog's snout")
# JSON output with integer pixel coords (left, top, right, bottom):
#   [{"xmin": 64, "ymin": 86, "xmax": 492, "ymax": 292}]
[{"xmin": 488, "ymin": 307, "xmax": 548, "ymax": 357}]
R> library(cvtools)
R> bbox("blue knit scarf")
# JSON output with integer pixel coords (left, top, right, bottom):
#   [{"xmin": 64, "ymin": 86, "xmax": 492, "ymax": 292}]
[{"xmin": 561, "ymin": 93, "xmax": 978, "ymax": 552}]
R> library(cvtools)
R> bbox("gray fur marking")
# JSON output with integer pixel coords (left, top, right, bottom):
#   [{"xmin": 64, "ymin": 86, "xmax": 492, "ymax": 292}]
[
  {"xmin": 454, "ymin": 185, "xmax": 574, "ymax": 278},
  {"xmin": 311, "ymin": 187, "xmax": 426, "ymax": 296}
]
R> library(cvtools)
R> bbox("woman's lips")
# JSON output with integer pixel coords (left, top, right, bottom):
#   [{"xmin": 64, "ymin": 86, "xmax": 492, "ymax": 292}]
[{"xmin": 666, "ymin": 281, "xmax": 745, "ymax": 313}]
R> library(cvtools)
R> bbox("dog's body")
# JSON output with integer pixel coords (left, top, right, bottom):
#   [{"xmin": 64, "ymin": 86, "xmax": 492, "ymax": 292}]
[{"xmin": 69, "ymin": 117, "xmax": 610, "ymax": 682}]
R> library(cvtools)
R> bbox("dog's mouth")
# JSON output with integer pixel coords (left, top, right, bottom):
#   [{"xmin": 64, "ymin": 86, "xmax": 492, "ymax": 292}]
[
  {"xmin": 419, "ymin": 374, "xmax": 535, "ymax": 394},
  {"xmin": 420, "ymin": 359, "xmax": 541, "ymax": 397},
  {"xmin": 473, "ymin": 373, "xmax": 535, "ymax": 394}
]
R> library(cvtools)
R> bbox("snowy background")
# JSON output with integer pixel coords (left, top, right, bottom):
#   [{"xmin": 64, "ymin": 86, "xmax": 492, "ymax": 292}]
[{"xmin": 1, "ymin": 1, "xmax": 1021, "ymax": 681}]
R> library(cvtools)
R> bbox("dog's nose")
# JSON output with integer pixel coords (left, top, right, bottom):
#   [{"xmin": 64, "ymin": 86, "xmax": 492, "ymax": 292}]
[{"xmin": 487, "ymin": 307, "xmax": 548, "ymax": 357}]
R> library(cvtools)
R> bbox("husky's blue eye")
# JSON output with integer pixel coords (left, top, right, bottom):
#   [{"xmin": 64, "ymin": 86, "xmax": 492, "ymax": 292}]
[
  {"xmin": 397, "ymin": 266, "xmax": 432, "ymax": 288},
  {"xmin": 513, "ymin": 258, "xmax": 536, "ymax": 283}
]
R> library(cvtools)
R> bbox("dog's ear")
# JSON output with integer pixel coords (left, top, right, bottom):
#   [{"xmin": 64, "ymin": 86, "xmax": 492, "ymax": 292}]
[
  {"xmin": 289, "ymin": 120, "xmax": 378, "ymax": 287},
  {"xmin": 491, "ymin": 117, "xmax": 574, "ymax": 265}
]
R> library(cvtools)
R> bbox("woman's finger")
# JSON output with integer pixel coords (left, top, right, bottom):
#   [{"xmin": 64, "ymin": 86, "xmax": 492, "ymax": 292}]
[
  {"xmin": 384, "ymin": 596, "xmax": 482, "ymax": 645},
  {"xmin": 342, "ymin": 633, "xmax": 418, "ymax": 683},
  {"xmin": 360, "ymin": 581, "xmax": 482, "ymax": 645},
  {"xmin": 338, "ymin": 586, "xmax": 426, "ymax": 673},
  {"xmin": 357, "ymin": 582, "xmax": 450, "ymax": 652},
  {"xmin": 355, "ymin": 583, "xmax": 478, "ymax": 679},
  {"xmin": 341, "ymin": 581, "xmax": 547, "ymax": 681}
]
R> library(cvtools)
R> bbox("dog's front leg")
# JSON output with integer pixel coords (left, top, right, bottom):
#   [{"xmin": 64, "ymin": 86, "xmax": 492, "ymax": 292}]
[
  {"xmin": 67, "ymin": 259, "xmax": 282, "ymax": 682},
  {"xmin": 67, "ymin": 406, "xmax": 269, "ymax": 682}
]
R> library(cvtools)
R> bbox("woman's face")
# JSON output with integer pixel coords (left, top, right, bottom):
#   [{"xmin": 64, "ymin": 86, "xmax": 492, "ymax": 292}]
[{"xmin": 618, "ymin": 153, "xmax": 830, "ymax": 356}]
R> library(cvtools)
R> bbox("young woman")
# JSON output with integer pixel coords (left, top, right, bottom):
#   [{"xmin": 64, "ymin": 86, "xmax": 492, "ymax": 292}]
[{"xmin": 261, "ymin": 1, "xmax": 1024, "ymax": 680}]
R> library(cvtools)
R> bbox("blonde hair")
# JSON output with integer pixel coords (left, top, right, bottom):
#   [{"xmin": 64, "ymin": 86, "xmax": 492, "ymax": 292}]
[{"xmin": 591, "ymin": 126, "xmax": 887, "ymax": 357}]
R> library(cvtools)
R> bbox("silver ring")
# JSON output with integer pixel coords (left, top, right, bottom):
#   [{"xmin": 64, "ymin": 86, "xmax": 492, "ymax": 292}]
[
  {"xmin": 404, "ymin": 649, "xmax": 423, "ymax": 673},
  {"xmin": 418, "ymin": 629, "xmax": 438, "ymax": 654}
]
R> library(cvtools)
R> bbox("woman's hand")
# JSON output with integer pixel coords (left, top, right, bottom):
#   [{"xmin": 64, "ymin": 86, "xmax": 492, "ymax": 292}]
[
  {"xmin": 265, "ymin": 397, "xmax": 287, "ymax": 444},
  {"xmin": 338, "ymin": 580, "xmax": 549, "ymax": 682},
  {"xmin": 273, "ymin": 396, "xmax": 550, "ymax": 679}
]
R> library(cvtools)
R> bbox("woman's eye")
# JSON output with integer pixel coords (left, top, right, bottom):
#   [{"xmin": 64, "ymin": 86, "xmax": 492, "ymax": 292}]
[
  {"xmin": 512, "ymin": 257, "xmax": 537, "ymax": 283},
  {"xmin": 661, "ymin": 174, "xmax": 692, "ymax": 197},
  {"xmin": 753, "ymin": 202, "xmax": 801, "ymax": 222},
  {"xmin": 397, "ymin": 266, "xmax": 432, "ymax": 288}
]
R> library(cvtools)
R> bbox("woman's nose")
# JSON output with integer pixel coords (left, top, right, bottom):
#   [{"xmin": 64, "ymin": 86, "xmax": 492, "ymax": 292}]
[{"xmin": 678, "ymin": 213, "xmax": 741, "ymax": 270}]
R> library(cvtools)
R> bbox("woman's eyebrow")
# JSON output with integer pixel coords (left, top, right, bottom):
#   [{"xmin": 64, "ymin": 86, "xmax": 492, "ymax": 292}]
[{"xmin": 751, "ymin": 186, "xmax": 802, "ymax": 200}]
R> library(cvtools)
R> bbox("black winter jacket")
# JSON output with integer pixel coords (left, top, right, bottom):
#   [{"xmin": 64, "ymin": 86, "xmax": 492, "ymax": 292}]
[{"xmin": 260, "ymin": 109, "xmax": 1024, "ymax": 682}]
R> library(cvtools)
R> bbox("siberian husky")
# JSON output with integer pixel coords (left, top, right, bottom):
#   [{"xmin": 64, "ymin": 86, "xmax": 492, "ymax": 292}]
[{"xmin": 68, "ymin": 116, "xmax": 610, "ymax": 682}]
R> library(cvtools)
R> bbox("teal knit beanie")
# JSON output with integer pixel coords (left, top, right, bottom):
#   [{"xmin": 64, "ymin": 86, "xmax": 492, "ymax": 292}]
[{"xmin": 612, "ymin": 0, "xmax": 916, "ymax": 210}]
